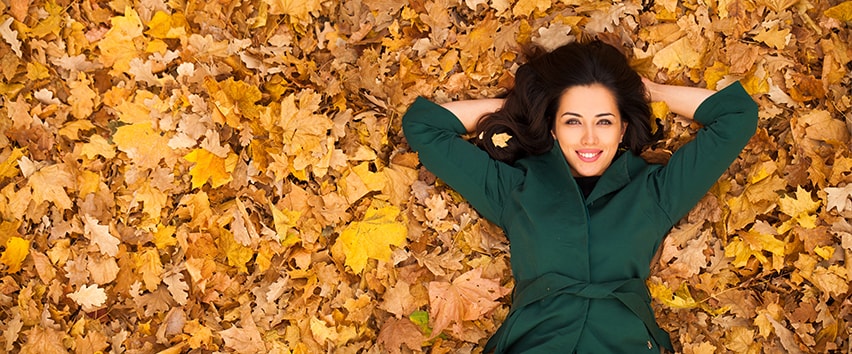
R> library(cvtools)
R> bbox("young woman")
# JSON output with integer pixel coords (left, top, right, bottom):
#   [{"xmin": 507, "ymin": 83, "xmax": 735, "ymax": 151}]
[{"xmin": 402, "ymin": 40, "xmax": 759, "ymax": 353}]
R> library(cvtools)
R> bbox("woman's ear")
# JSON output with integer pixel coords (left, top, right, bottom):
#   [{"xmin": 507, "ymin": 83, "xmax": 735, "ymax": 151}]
[{"xmin": 620, "ymin": 122, "xmax": 628, "ymax": 140}]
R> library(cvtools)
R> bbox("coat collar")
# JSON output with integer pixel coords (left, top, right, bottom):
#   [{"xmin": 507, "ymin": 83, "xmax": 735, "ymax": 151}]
[{"xmin": 544, "ymin": 142, "xmax": 647, "ymax": 205}]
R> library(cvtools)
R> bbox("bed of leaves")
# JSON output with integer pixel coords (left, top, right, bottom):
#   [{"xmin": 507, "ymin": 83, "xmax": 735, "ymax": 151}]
[{"xmin": 0, "ymin": 0, "xmax": 850, "ymax": 352}]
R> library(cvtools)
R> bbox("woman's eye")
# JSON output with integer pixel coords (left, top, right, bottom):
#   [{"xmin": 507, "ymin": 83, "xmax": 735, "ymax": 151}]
[
  {"xmin": 565, "ymin": 119, "xmax": 581, "ymax": 125},
  {"xmin": 597, "ymin": 119, "xmax": 612, "ymax": 125}
]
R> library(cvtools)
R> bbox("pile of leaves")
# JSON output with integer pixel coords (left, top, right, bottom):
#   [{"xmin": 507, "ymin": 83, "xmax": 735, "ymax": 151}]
[{"xmin": 0, "ymin": 0, "xmax": 850, "ymax": 352}]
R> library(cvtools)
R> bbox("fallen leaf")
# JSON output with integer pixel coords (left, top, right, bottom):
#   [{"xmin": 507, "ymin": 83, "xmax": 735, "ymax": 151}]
[
  {"xmin": 68, "ymin": 284, "xmax": 108, "ymax": 312},
  {"xmin": 335, "ymin": 203, "xmax": 408, "ymax": 274}
]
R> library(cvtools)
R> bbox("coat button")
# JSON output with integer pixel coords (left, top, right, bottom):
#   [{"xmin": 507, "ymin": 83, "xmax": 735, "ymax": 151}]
[{"xmin": 647, "ymin": 340, "xmax": 653, "ymax": 349}]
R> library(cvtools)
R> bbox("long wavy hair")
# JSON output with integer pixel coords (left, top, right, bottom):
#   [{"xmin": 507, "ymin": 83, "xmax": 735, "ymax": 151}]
[{"xmin": 473, "ymin": 40, "xmax": 655, "ymax": 164}]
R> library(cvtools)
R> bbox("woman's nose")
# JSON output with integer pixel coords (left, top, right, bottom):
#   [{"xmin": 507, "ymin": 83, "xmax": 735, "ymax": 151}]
[{"xmin": 582, "ymin": 127, "xmax": 597, "ymax": 144}]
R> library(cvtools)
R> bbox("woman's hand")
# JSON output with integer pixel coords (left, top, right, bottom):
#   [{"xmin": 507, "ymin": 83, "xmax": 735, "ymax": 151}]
[
  {"xmin": 643, "ymin": 78, "xmax": 715, "ymax": 120},
  {"xmin": 440, "ymin": 98, "xmax": 505, "ymax": 133}
]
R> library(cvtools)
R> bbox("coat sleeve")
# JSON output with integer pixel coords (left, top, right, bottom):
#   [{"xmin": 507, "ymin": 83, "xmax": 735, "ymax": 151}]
[
  {"xmin": 402, "ymin": 97, "xmax": 524, "ymax": 225},
  {"xmin": 650, "ymin": 81, "xmax": 759, "ymax": 223}
]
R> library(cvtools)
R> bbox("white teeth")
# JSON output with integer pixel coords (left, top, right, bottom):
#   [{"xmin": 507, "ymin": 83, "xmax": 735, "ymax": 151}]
[{"xmin": 579, "ymin": 152, "xmax": 597, "ymax": 159}]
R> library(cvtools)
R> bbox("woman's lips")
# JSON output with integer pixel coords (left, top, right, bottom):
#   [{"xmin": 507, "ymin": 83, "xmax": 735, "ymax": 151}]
[{"xmin": 576, "ymin": 150, "xmax": 602, "ymax": 162}]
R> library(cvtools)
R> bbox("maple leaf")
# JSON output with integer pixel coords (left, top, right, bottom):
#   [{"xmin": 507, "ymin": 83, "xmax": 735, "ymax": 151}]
[
  {"xmin": 0, "ymin": 236, "xmax": 30, "ymax": 273},
  {"xmin": 146, "ymin": 11, "xmax": 189, "ymax": 39},
  {"xmin": 427, "ymin": 268, "xmax": 510, "ymax": 338},
  {"xmin": 68, "ymin": 284, "xmax": 108, "ymax": 312},
  {"xmin": 778, "ymin": 186, "xmax": 821, "ymax": 232},
  {"xmin": 97, "ymin": 6, "xmax": 144, "ymax": 73},
  {"xmin": 183, "ymin": 148, "xmax": 238, "ymax": 189},
  {"xmin": 653, "ymin": 37, "xmax": 702, "ymax": 73},
  {"xmin": 265, "ymin": 0, "xmax": 321, "ymax": 22},
  {"xmin": 377, "ymin": 317, "xmax": 425, "ymax": 354},
  {"xmin": 113, "ymin": 122, "xmax": 176, "ymax": 169},
  {"xmin": 334, "ymin": 203, "xmax": 408, "ymax": 274},
  {"xmin": 28, "ymin": 164, "xmax": 74, "ymax": 211}
]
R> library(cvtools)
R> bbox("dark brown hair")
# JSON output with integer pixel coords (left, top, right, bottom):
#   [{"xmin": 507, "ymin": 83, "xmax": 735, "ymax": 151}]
[{"xmin": 473, "ymin": 40, "xmax": 655, "ymax": 164}]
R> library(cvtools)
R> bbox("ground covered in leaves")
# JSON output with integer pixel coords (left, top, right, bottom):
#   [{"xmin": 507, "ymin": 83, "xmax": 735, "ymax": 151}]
[{"xmin": 0, "ymin": 0, "xmax": 851, "ymax": 353}]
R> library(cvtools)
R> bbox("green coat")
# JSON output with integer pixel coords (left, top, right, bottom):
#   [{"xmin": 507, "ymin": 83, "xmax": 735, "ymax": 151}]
[{"xmin": 402, "ymin": 82, "xmax": 758, "ymax": 353}]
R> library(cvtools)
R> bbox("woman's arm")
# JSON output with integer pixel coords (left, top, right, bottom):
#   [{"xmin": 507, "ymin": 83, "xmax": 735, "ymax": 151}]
[
  {"xmin": 643, "ymin": 79, "xmax": 714, "ymax": 120},
  {"xmin": 440, "ymin": 98, "xmax": 505, "ymax": 133}
]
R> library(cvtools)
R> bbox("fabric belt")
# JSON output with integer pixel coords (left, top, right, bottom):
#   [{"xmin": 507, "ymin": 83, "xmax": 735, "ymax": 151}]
[{"xmin": 485, "ymin": 272, "xmax": 673, "ymax": 353}]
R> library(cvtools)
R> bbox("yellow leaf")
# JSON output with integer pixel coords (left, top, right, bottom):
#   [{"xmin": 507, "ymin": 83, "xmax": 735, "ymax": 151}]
[
  {"xmin": 153, "ymin": 225, "xmax": 177, "ymax": 249},
  {"xmin": 704, "ymin": 61, "xmax": 730, "ymax": 90},
  {"xmin": 491, "ymin": 132, "xmax": 513, "ymax": 148},
  {"xmin": 653, "ymin": 37, "xmax": 702, "ymax": 73},
  {"xmin": 778, "ymin": 186, "xmax": 820, "ymax": 231},
  {"xmin": 98, "ymin": 7, "xmax": 144, "ymax": 72},
  {"xmin": 648, "ymin": 280, "xmax": 699, "ymax": 309},
  {"xmin": 825, "ymin": 1, "xmax": 852, "ymax": 22},
  {"xmin": 335, "ymin": 203, "xmax": 408, "ymax": 274},
  {"xmin": 81, "ymin": 134, "xmax": 117, "ymax": 160},
  {"xmin": 814, "ymin": 246, "xmax": 835, "ymax": 260},
  {"xmin": 270, "ymin": 202, "xmax": 302, "ymax": 246},
  {"xmin": 0, "ymin": 147, "xmax": 25, "ymax": 179},
  {"xmin": 68, "ymin": 72, "xmax": 98, "ymax": 119},
  {"xmin": 512, "ymin": 0, "xmax": 551, "ymax": 17},
  {"xmin": 26, "ymin": 61, "xmax": 50, "ymax": 80},
  {"xmin": 113, "ymin": 122, "xmax": 176, "ymax": 169},
  {"xmin": 29, "ymin": 0, "xmax": 62, "ymax": 38},
  {"xmin": 219, "ymin": 228, "xmax": 253, "ymax": 273},
  {"xmin": 135, "ymin": 248, "xmax": 164, "ymax": 291},
  {"xmin": 264, "ymin": 0, "xmax": 321, "ymax": 22},
  {"xmin": 183, "ymin": 148, "xmax": 238, "ymax": 189},
  {"xmin": 1, "ymin": 236, "xmax": 29, "ymax": 273},
  {"xmin": 146, "ymin": 11, "xmax": 188, "ymax": 39},
  {"xmin": 753, "ymin": 27, "xmax": 791, "ymax": 50}
]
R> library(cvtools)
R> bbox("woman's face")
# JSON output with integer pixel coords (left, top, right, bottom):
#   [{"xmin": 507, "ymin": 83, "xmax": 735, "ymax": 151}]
[{"xmin": 552, "ymin": 84, "xmax": 626, "ymax": 177}]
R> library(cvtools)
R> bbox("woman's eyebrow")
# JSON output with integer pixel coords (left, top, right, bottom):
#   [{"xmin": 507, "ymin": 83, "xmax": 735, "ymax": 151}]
[{"xmin": 560, "ymin": 112, "xmax": 616, "ymax": 118}]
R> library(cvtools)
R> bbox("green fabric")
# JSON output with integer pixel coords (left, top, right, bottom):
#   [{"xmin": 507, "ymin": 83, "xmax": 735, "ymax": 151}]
[{"xmin": 402, "ymin": 82, "xmax": 759, "ymax": 353}]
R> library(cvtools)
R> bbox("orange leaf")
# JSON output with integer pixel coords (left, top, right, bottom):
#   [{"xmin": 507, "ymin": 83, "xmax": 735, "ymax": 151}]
[{"xmin": 427, "ymin": 268, "xmax": 510, "ymax": 338}]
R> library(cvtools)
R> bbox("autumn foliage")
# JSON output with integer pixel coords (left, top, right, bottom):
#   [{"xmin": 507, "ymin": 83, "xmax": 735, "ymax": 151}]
[{"xmin": 0, "ymin": 0, "xmax": 851, "ymax": 352}]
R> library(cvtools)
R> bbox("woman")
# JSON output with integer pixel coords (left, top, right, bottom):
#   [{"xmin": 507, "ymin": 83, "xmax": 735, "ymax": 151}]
[{"xmin": 402, "ymin": 40, "xmax": 758, "ymax": 353}]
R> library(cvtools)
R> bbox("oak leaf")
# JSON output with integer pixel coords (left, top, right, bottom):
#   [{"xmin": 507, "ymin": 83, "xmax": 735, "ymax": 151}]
[
  {"xmin": 0, "ymin": 18, "xmax": 21, "ymax": 58},
  {"xmin": 825, "ymin": 184, "xmax": 852, "ymax": 212},
  {"xmin": 83, "ymin": 215, "xmax": 120, "ymax": 257},
  {"xmin": 68, "ymin": 284, "xmax": 108, "ymax": 312},
  {"xmin": 135, "ymin": 248, "xmax": 164, "ymax": 291},
  {"xmin": 335, "ymin": 203, "xmax": 407, "ymax": 274},
  {"xmin": 219, "ymin": 325, "xmax": 265, "ymax": 354}
]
